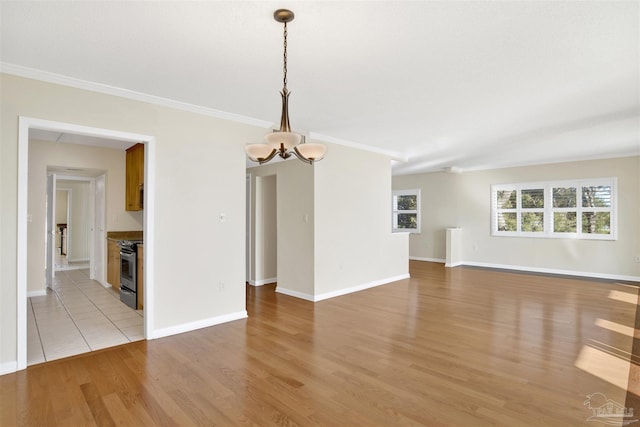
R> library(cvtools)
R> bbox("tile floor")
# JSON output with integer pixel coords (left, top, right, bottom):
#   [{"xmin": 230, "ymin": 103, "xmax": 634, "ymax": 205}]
[
  {"xmin": 28, "ymin": 268, "xmax": 144, "ymax": 365},
  {"xmin": 54, "ymin": 252, "xmax": 89, "ymax": 271}
]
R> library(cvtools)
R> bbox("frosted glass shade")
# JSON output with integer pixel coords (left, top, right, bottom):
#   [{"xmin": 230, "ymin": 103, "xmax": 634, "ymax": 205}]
[
  {"xmin": 296, "ymin": 143, "xmax": 327, "ymax": 161},
  {"xmin": 245, "ymin": 144, "xmax": 274, "ymax": 161},
  {"xmin": 264, "ymin": 131, "xmax": 301, "ymax": 150}
]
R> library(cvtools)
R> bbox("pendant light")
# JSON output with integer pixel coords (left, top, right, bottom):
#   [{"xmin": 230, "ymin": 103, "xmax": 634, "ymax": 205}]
[{"xmin": 245, "ymin": 9, "xmax": 327, "ymax": 165}]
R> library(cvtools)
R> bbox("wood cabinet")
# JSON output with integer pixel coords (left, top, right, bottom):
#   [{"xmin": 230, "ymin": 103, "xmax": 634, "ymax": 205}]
[
  {"xmin": 137, "ymin": 244, "xmax": 144, "ymax": 310},
  {"xmin": 125, "ymin": 143, "xmax": 144, "ymax": 211},
  {"xmin": 107, "ymin": 239, "xmax": 120, "ymax": 289}
]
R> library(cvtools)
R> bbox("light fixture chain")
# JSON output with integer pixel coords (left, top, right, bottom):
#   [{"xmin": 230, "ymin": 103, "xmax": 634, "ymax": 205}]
[{"xmin": 283, "ymin": 21, "xmax": 288, "ymax": 91}]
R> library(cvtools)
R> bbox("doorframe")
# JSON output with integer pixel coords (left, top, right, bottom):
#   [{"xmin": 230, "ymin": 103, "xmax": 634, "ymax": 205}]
[
  {"xmin": 54, "ymin": 176, "xmax": 94, "ymax": 269},
  {"xmin": 52, "ymin": 186, "xmax": 72, "ymax": 272},
  {"xmin": 246, "ymin": 173, "xmax": 252, "ymax": 284},
  {"xmin": 17, "ymin": 116, "xmax": 156, "ymax": 371}
]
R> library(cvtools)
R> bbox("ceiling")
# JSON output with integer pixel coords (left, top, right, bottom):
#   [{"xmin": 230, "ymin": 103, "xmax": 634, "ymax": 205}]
[{"xmin": 2, "ymin": 1, "xmax": 638, "ymax": 175}]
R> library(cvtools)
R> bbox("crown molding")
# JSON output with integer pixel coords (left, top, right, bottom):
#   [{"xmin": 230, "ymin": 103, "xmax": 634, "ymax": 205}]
[
  {"xmin": 309, "ymin": 132, "xmax": 408, "ymax": 162},
  {"xmin": 1, "ymin": 62, "xmax": 413, "ymax": 161},
  {"xmin": 0, "ymin": 62, "xmax": 273, "ymax": 129}
]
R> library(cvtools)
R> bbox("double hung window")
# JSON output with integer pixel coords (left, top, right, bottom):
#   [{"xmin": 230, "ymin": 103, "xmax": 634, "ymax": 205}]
[
  {"xmin": 392, "ymin": 189, "xmax": 421, "ymax": 233},
  {"xmin": 492, "ymin": 178, "xmax": 616, "ymax": 240}
]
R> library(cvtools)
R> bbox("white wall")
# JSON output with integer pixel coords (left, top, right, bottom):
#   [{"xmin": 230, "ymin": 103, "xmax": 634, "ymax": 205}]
[
  {"xmin": 1, "ymin": 73, "xmax": 264, "ymax": 370},
  {"xmin": 393, "ymin": 156, "xmax": 640, "ymax": 279}
]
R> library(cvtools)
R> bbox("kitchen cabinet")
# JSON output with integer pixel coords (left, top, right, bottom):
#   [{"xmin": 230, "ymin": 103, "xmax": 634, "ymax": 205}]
[
  {"xmin": 137, "ymin": 244, "xmax": 144, "ymax": 310},
  {"xmin": 125, "ymin": 143, "xmax": 144, "ymax": 211},
  {"xmin": 107, "ymin": 239, "xmax": 120, "ymax": 289}
]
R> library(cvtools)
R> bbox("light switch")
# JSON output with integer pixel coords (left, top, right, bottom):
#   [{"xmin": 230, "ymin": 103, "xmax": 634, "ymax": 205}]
[{"xmin": 219, "ymin": 213, "xmax": 226, "ymax": 222}]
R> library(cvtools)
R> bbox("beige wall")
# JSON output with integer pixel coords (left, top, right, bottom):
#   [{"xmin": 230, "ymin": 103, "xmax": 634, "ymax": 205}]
[
  {"xmin": 254, "ymin": 175, "xmax": 277, "ymax": 283},
  {"xmin": 1, "ymin": 73, "xmax": 264, "ymax": 369},
  {"xmin": 393, "ymin": 156, "xmax": 640, "ymax": 279},
  {"xmin": 314, "ymin": 144, "xmax": 409, "ymax": 297},
  {"xmin": 55, "ymin": 189, "xmax": 68, "ymax": 224},
  {"xmin": 248, "ymin": 159, "xmax": 315, "ymax": 296},
  {"xmin": 248, "ymin": 143, "xmax": 409, "ymax": 300},
  {"xmin": 60, "ymin": 180, "xmax": 90, "ymax": 262}
]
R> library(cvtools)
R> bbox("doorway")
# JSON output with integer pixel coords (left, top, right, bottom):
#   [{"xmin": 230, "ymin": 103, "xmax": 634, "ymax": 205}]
[
  {"xmin": 17, "ymin": 117, "xmax": 156, "ymax": 370},
  {"xmin": 51, "ymin": 177, "xmax": 94, "ymax": 272},
  {"xmin": 251, "ymin": 174, "xmax": 277, "ymax": 286}
]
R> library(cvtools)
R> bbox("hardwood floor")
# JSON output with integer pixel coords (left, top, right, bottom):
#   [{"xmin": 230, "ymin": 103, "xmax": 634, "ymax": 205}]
[{"xmin": 1, "ymin": 261, "xmax": 637, "ymax": 426}]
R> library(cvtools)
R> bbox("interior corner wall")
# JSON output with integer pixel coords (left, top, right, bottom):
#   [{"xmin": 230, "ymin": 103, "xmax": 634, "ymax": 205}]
[
  {"xmin": 254, "ymin": 174, "xmax": 277, "ymax": 283},
  {"xmin": 1, "ymin": 73, "xmax": 263, "ymax": 370},
  {"xmin": 393, "ymin": 156, "xmax": 640, "ymax": 279},
  {"xmin": 313, "ymin": 144, "xmax": 409, "ymax": 297},
  {"xmin": 248, "ymin": 160, "xmax": 314, "ymax": 297}
]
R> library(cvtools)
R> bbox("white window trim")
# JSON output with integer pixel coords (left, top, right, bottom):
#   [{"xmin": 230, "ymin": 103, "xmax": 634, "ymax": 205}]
[
  {"xmin": 491, "ymin": 177, "xmax": 617, "ymax": 240},
  {"xmin": 392, "ymin": 189, "xmax": 421, "ymax": 234}
]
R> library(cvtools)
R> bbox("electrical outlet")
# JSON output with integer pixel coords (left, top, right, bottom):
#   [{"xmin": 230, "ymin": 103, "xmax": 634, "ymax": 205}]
[
  {"xmin": 635, "ymin": 255, "xmax": 640, "ymax": 263},
  {"xmin": 219, "ymin": 281, "xmax": 225, "ymax": 291}
]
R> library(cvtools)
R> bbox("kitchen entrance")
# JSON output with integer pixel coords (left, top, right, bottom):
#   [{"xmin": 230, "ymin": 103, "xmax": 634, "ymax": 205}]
[{"xmin": 17, "ymin": 117, "xmax": 155, "ymax": 371}]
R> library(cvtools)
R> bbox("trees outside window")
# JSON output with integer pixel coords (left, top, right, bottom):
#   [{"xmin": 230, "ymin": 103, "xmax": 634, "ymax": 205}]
[
  {"xmin": 492, "ymin": 178, "xmax": 616, "ymax": 240},
  {"xmin": 392, "ymin": 189, "xmax": 420, "ymax": 233}
]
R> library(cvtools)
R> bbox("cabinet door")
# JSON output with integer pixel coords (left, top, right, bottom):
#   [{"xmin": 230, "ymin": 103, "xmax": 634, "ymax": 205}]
[
  {"xmin": 137, "ymin": 245, "xmax": 144, "ymax": 310},
  {"xmin": 107, "ymin": 240, "xmax": 120, "ymax": 289},
  {"xmin": 125, "ymin": 143, "xmax": 144, "ymax": 211}
]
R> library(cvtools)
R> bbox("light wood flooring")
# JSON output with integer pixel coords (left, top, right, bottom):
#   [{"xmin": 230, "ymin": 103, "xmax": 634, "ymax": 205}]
[{"xmin": 1, "ymin": 261, "xmax": 638, "ymax": 426}]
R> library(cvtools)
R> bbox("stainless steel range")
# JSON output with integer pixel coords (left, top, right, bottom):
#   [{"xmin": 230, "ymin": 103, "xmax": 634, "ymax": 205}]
[{"xmin": 117, "ymin": 240, "xmax": 142, "ymax": 309}]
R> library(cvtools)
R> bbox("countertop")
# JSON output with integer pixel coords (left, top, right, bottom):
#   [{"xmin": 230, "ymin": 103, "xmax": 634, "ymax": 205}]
[{"xmin": 106, "ymin": 231, "xmax": 143, "ymax": 241}]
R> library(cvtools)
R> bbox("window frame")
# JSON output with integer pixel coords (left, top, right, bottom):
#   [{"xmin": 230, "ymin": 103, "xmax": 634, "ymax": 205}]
[
  {"xmin": 392, "ymin": 189, "xmax": 421, "ymax": 234},
  {"xmin": 491, "ymin": 177, "xmax": 617, "ymax": 240}
]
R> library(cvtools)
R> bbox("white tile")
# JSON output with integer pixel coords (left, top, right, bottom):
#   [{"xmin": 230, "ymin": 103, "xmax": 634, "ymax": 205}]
[
  {"xmin": 114, "ymin": 316, "xmax": 144, "ymax": 329},
  {"xmin": 27, "ymin": 346, "xmax": 45, "ymax": 365},
  {"xmin": 107, "ymin": 311, "xmax": 142, "ymax": 322},
  {"xmin": 45, "ymin": 346, "xmax": 91, "ymax": 362},
  {"xmin": 121, "ymin": 324, "xmax": 144, "ymax": 340},
  {"xmin": 28, "ymin": 276, "xmax": 145, "ymax": 364},
  {"xmin": 70, "ymin": 310, "xmax": 103, "ymax": 320},
  {"xmin": 86, "ymin": 335, "xmax": 129, "ymax": 350}
]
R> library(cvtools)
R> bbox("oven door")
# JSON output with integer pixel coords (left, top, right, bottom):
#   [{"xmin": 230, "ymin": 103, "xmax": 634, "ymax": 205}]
[{"xmin": 119, "ymin": 249, "xmax": 137, "ymax": 292}]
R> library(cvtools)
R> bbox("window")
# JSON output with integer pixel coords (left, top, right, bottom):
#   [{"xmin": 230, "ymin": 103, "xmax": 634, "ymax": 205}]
[
  {"xmin": 392, "ymin": 189, "xmax": 420, "ymax": 233},
  {"xmin": 492, "ymin": 178, "xmax": 616, "ymax": 240}
]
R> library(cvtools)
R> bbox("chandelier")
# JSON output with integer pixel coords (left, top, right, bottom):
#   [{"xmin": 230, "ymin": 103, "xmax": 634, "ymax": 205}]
[{"xmin": 245, "ymin": 9, "xmax": 327, "ymax": 165}]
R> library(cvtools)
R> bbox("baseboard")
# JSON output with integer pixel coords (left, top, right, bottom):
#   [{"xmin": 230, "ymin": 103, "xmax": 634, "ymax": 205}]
[
  {"xmin": 27, "ymin": 290, "xmax": 47, "ymax": 297},
  {"xmin": 313, "ymin": 274, "xmax": 411, "ymax": 302},
  {"xmin": 409, "ymin": 257, "xmax": 639, "ymax": 282},
  {"xmin": 1, "ymin": 361, "xmax": 18, "ymax": 376},
  {"xmin": 248, "ymin": 277, "xmax": 277, "ymax": 287},
  {"xmin": 445, "ymin": 262, "xmax": 463, "ymax": 268},
  {"xmin": 462, "ymin": 261, "xmax": 640, "ymax": 282},
  {"xmin": 277, "ymin": 274, "xmax": 412, "ymax": 303},
  {"xmin": 410, "ymin": 256, "xmax": 445, "ymax": 263},
  {"xmin": 275, "ymin": 287, "xmax": 315, "ymax": 302},
  {"xmin": 97, "ymin": 280, "xmax": 111, "ymax": 289},
  {"xmin": 150, "ymin": 310, "xmax": 248, "ymax": 340}
]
